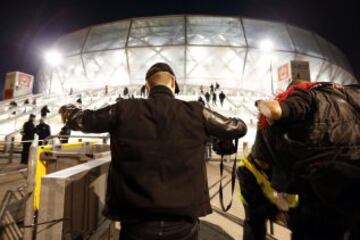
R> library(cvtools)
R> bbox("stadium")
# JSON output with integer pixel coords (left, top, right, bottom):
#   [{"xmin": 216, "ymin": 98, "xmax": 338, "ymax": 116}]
[
  {"xmin": 1, "ymin": 14, "xmax": 357, "ymax": 149},
  {"xmin": 37, "ymin": 15, "xmax": 356, "ymax": 95}
]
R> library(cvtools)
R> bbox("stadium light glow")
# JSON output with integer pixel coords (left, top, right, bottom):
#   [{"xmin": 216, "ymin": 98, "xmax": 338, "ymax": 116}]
[
  {"xmin": 259, "ymin": 39, "xmax": 274, "ymax": 52},
  {"xmin": 44, "ymin": 50, "xmax": 63, "ymax": 66}
]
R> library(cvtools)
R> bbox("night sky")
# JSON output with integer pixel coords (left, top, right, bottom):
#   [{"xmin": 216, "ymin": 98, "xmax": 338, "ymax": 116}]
[{"xmin": 0, "ymin": 0, "xmax": 358, "ymax": 95}]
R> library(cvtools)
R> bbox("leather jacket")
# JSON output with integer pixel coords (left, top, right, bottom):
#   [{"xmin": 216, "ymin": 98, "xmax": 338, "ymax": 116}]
[{"xmin": 64, "ymin": 85, "xmax": 247, "ymax": 220}]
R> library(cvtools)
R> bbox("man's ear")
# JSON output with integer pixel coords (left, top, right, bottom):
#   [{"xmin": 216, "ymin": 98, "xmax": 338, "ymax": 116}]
[
  {"xmin": 145, "ymin": 83, "xmax": 151, "ymax": 92},
  {"xmin": 171, "ymin": 77, "xmax": 176, "ymax": 90}
]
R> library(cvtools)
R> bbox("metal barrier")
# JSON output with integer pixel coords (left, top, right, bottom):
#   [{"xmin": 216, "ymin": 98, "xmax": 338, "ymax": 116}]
[
  {"xmin": 11, "ymin": 140, "xmax": 111, "ymax": 240},
  {"xmin": 0, "ymin": 134, "xmax": 110, "ymax": 164},
  {"xmin": 35, "ymin": 157, "xmax": 111, "ymax": 240}
]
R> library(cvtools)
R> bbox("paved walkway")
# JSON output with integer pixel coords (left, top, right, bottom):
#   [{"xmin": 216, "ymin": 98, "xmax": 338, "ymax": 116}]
[
  {"xmin": 201, "ymin": 161, "xmax": 290, "ymax": 240},
  {"xmin": 0, "ymin": 163, "xmax": 27, "ymax": 204}
]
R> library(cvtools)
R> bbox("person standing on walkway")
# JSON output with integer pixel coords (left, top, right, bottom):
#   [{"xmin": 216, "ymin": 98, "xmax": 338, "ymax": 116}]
[
  {"xmin": 123, "ymin": 87, "xmax": 129, "ymax": 98},
  {"xmin": 212, "ymin": 92, "xmax": 217, "ymax": 106},
  {"xmin": 21, "ymin": 114, "xmax": 36, "ymax": 164},
  {"xmin": 36, "ymin": 118, "xmax": 51, "ymax": 145},
  {"xmin": 59, "ymin": 62, "xmax": 247, "ymax": 240},
  {"xmin": 204, "ymin": 92, "xmax": 210, "ymax": 104},
  {"xmin": 255, "ymin": 80, "xmax": 360, "ymax": 240},
  {"xmin": 219, "ymin": 91, "xmax": 226, "ymax": 106},
  {"xmin": 140, "ymin": 85, "xmax": 146, "ymax": 97},
  {"xmin": 41, "ymin": 105, "xmax": 50, "ymax": 118}
]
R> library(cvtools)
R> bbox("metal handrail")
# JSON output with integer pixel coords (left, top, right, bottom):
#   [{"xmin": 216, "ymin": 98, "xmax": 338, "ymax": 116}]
[
  {"xmin": 0, "ymin": 134, "xmax": 110, "ymax": 164},
  {"xmin": 2, "ymin": 90, "xmax": 114, "ymax": 142},
  {"xmin": 0, "ymin": 93, "xmax": 43, "ymax": 108}
]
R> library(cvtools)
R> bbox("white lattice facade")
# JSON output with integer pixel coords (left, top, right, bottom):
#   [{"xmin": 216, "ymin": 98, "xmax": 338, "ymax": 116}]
[{"xmin": 36, "ymin": 15, "xmax": 356, "ymax": 95}]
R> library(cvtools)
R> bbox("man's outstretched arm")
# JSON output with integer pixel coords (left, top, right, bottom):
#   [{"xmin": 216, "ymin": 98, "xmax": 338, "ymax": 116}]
[
  {"xmin": 59, "ymin": 104, "xmax": 119, "ymax": 133},
  {"xmin": 203, "ymin": 108, "xmax": 247, "ymax": 139},
  {"xmin": 255, "ymin": 90, "xmax": 314, "ymax": 123}
]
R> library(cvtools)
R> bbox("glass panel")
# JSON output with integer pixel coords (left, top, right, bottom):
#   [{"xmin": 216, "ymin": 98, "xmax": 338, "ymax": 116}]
[
  {"xmin": 83, "ymin": 21, "xmax": 130, "ymax": 52},
  {"xmin": 332, "ymin": 67, "xmax": 354, "ymax": 84},
  {"xmin": 314, "ymin": 34, "xmax": 334, "ymax": 61},
  {"xmin": 54, "ymin": 29, "xmax": 89, "ymax": 56},
  {"xmin": 186, "ymin": 47, "xmax": 246, "ymax": 88},
  {"xmin": 187, "ymin": 16, "xmax": 246, "ymax": 47},
  {"xmin": 51, "ymin": 56, "xmax": 86, "ymax": 93},
  {"xmin": 83, "ymin": 50, "xmax": 130, "ymax": 87},
  {"xmin": 317, "ymin": 60, "xmax": 338, "ymax": 82},
  {"xmin": 288, "ymin": 25, "xmax": 322, "ymax": 58},
  {"xmin": 341, "ymin": 71, "xmax": 357, "ymax": 84},
  {"xmin": 128, "ymin": 16, "xmax": 185, "ymax": 47},
  {"xmin": 127, "ymin": 46, "xmax": 185, "ymax": 84},
  {"xmin": 241, "ymin": 49, "xmax": 273, "ymax": 94},
  {"xmin": 326, "ymin": 42, "xmax": 352, "ymax": 72},
  {"xmin": 243, "ymin": 18, "xmax": 294, "ymax": 51},
  {"xmin": 36, "ymin": 67, "xmax": 52, "ymax": 94}
]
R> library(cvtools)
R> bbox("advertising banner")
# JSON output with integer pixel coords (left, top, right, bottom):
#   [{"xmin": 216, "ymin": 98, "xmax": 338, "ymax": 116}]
[
  {"xmin": 276, "ymin": 61, "xmax": 310, "ymax": 93},
  {"xmin": 2, "ymin": 71, "xmax": 34, "ymax": 99}
]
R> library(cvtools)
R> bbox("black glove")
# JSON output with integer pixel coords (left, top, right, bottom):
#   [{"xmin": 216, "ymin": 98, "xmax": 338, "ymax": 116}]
[
  {"xmin": 212, "ymin": 139, "xmax": 237, "ymax": 155},
  {"xmin": 59, "ymin": 104, "xmax": 77, "ymax": 124}
]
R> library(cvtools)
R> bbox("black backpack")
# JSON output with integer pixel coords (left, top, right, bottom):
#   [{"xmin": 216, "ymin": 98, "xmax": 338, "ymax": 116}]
[{"xmin": 262, "ymin": 117, "xmax": 360, "ymax": 221}]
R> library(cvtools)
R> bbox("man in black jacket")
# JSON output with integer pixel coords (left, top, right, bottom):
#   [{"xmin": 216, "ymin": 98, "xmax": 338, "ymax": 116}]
[
  {"xmin": 41, "ymin": 105, "xmax": 50, "ymax": 118},
  {"xmin": 255, "ymin": 81, "xmax": 360, "ymax": 240},
  {"xmin": 36, "ymin": 118, "xmax": 51, "ymax": 145},
  {"xmin": 59, "ymin": 62, "xmax": 247, "ymax": 240},
  {"xmin": 21, "ymin": 114, "xmax": 36, "ymax": 164}
]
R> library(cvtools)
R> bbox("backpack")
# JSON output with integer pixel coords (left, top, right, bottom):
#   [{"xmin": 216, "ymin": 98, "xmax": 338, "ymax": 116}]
[{"xmin": 262, "ymin": 83, "xmax": 360, "ymax": 220}]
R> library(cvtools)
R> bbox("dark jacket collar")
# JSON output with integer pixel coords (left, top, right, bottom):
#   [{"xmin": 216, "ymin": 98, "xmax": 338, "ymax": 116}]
[{"xmin": 149, "ymin": 85, "xmax": 175, "ymax": 99}]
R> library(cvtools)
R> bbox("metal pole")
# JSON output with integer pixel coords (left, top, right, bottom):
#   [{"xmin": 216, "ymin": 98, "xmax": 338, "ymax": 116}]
[
  {"xmin": 23, "ymin": 137, "xmax": 39, "ymax": 240},
  {"xmin": 9, "ymin": 137, "xmax": 14, "ymax": 163},
  {"xmin": 270, "ymin": 58, "xmax": 275, "ymax": 95}
]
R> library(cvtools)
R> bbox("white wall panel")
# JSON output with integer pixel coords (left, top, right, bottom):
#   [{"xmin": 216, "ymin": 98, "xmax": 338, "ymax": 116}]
[{"xmin": 127, "ymin": 46, "xmax": 185, "ymax": 84}]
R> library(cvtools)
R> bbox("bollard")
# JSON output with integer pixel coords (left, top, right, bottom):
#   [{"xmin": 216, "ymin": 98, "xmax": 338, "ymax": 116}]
[{"xmin": 243, "ymin": 142, "xmax": 249, "ymax": 156}]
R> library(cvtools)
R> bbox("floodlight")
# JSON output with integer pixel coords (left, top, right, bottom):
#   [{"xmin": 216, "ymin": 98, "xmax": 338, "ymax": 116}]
[
  {"xmin": 259, "ymin": 39, "xmax": 274, "ymax": 52},
  {"xmin": 44, "ymin": 50, "xmax": 63, "ymax": 66}
]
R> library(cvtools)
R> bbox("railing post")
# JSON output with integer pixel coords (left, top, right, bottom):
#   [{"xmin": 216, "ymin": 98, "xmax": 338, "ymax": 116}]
[
  {"xmin": 4, "ymin": 135, "xmax": 10, "ymax": 153},
  {"xmin": 243, "ymin": 142, "xmax": 249, "ymax": 156},
  {"xmin": 9, "ymin": 137, "xmax": 15, "ymax": 163}
]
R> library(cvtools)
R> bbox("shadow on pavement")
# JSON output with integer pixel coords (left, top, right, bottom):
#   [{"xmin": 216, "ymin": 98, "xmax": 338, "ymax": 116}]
[{"xmin": 199, "ymin": 220, "xmax": 235, "ymax": 240}]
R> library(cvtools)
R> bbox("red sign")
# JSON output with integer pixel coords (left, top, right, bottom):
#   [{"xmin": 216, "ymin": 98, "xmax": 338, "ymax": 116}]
[
  {"xmin": 278, "ymin": 63, "xmax": 289, "ymax": 82},
  {"xmin": 17, "ymin": 73, "xmax": 33, "ymax": 88},
  {"xmin": 3, "ymin": 89, "xmax": 14, "ymax": 100}
]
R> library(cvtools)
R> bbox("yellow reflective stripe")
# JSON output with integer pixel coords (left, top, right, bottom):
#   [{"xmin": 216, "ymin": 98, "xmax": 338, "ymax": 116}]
[
  {"xmin": 240, "ymin": 156, "xmax": 298, "ymax": 208},
  {"xmin": 287, "ymin": 194, "xmax": 299, "ymax": 208},
  {"xmin": 237, "ymin": 163, "xmax": 248, "ymax": 205}
]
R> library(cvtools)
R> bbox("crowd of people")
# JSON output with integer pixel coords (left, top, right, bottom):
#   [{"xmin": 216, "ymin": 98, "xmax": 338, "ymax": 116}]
[
  {"xmin": 20, "ymin": 114, "xmax": 51, "ymax": 164},
  {"xmin": 19, "ymin": 104, "xmax": 72, "ymax": 164},
  {"xmin": 199, "ymin": 83, "xmax": 227, "ymax": 107},
  {"xmin": 12, "ymin": 61, "xmax": 360, "ymax": 240}
]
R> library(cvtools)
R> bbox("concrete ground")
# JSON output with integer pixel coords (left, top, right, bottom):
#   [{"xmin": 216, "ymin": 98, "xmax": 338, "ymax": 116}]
[{"xmin": 200, "ymin": 161, "xmax": 290, "ymax": 240}]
